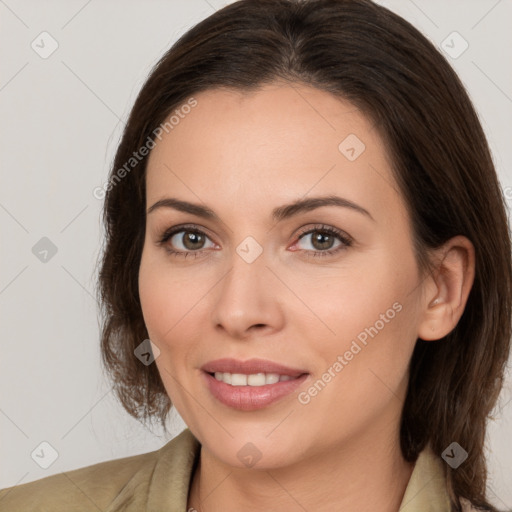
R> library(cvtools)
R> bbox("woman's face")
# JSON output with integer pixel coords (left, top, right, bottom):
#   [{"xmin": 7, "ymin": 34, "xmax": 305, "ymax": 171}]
[{"xmin": 139, "ymin": 83, "xmax": 426, "ymax": 469}]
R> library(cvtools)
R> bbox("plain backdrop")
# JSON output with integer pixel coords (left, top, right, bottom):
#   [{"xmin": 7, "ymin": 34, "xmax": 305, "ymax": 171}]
[{"xmin": 1, "ymin": 0, "xmax": 511, "ymax": 507}]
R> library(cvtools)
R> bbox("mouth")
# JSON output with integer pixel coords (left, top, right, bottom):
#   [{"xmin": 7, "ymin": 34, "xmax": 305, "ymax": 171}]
[{"xmin": 200, "ymin": 358, "xmax": 309, "ymax": 411}]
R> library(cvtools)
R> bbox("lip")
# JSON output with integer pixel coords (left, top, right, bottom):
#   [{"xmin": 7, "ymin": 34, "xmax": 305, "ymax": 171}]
[
  {"xmin": 201, "ymin": 358, "xmax": 309, "ymax": 411},
  {"xmin": 203, "ymin": 372, "xmax": 309, "ymax": 411},
  {"xmin": 201, "ymin": 358, "xmax": 307, "ymax": 377}
]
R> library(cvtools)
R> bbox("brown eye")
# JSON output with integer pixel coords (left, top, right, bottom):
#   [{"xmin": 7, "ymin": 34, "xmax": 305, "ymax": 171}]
[
  {"xmin": 170, "ymin": 230, "xmax": 211, "ymax": 251},
  {"xmin": 158, "ymin": 224, "xmax": 218, "ymax": 259},
  {"xmin": 294, "ymin": 225, "xmax": 352, "ymax": 258}
]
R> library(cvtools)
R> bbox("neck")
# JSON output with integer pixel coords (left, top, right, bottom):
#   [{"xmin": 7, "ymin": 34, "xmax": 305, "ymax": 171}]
[{"xmin": 187, "ymin": 422, "xmax": 414, "ymax": 512}]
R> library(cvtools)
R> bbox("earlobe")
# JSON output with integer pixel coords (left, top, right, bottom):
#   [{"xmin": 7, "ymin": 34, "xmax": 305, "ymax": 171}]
[{"xmin": 417, "ymin": 236, "xmax": 475, "ymax": 342}]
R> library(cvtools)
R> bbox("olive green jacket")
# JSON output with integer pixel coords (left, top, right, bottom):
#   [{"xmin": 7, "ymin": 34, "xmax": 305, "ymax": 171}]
[{"xmin": 0, "ymin": 428, "xmax": 453, "ymax": 511}]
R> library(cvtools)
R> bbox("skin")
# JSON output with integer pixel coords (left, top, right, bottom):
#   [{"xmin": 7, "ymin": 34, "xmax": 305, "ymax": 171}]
[{"xmin": 138, "ymin": 82, "xmax": 475, "ymax": 512}]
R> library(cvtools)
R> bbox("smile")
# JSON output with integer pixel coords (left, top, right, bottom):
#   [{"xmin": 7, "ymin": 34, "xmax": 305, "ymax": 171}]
[{"xmin": 203, "ymin": 371, "xmax": 309, "ymax": 411}]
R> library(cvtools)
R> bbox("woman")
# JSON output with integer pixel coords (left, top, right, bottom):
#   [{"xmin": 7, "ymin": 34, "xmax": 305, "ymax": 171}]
[{"xmin": 1, "ymin": 0, "xmax": 510, "ymax": 511}]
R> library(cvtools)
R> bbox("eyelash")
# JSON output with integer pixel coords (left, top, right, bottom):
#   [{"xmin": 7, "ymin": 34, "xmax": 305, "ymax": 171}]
[{"xmin": 156, "ymin": 223, "xmax": 353, "ymax": 259}]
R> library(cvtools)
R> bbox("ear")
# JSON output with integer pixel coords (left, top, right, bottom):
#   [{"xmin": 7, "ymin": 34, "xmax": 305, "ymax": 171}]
[{"xmin": 417, "ymin": 235, "xmax": 475, "ymax": 341}]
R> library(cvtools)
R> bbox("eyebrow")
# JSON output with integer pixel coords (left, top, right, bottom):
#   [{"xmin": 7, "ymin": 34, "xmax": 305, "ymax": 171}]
[{"xmin": 147, "ymin": 195, "xmax": 375, "ymax": 223}]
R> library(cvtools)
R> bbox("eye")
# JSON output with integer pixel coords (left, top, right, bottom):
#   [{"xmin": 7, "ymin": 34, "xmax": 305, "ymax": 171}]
[
  {"xmin": 157, "ymin": 223, "xmax": 352, "ymax": 259},
  {"xmin": 158, "ymin": 224, "xmax": 216, "ymax": 258},
  {"xmin": 293, "ymin": 224, "xmax": 352, "ymax": 257}
]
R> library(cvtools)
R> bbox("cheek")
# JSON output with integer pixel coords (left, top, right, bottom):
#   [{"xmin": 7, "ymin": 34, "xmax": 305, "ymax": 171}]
[
  {"xmin": 138, "ymin": 252, "xmax": 211, "ymax": 359},
  {"xmin": 139, "ymin": 246, "xmax": 185, "ymax": 333},
  {"xmin": 296, "ymin": 276, "xmax": 417, "ymax": 429},
  {"xmin": 138, "ymin": 250, "xmax": 181, "ymax": 346},
  {"xmin": 301, "ymin": 254, "xmax": 418, "ymax": 375},
  {"xmin": 138, "ymin": 262, "xmax": 167, "ymax": 339}
]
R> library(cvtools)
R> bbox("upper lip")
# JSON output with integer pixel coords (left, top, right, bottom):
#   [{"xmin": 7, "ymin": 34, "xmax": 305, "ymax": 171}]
[{"xmin": 201, "ymin": 358, "xmax": 308, "ymax": 377}]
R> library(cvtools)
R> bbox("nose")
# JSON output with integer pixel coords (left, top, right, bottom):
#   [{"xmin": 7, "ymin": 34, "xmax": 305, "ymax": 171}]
[{"xmin": 211, "ymin": 249, "xmax": 285, "ymax": 340}]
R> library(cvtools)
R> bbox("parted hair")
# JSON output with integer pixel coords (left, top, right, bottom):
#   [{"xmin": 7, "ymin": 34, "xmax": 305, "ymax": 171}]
[{"xmin": 96, "ymin": 1, "xmax": 512, "ymax": 510}]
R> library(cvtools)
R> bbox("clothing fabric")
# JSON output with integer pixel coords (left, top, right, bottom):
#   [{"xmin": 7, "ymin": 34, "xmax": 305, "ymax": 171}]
[{"xmin": 0, "ymin": 428, "xmax": 453, "ymax": 511}]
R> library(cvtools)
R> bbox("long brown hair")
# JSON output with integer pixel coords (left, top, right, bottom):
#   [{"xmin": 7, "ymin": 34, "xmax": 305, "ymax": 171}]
[{"xmin": 96, "ymin": 1, "xmax": 512, "ymax": 510}]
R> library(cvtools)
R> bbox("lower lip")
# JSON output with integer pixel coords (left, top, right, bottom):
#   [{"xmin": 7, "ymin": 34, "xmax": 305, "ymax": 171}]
[{"xmin": 203, "ymin": 372, "xmax": 309, "ymax": 411}]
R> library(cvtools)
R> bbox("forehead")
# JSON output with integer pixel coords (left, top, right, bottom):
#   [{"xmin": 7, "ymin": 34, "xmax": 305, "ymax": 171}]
[{"xmin": 145, "ymin": 83, "xmax": 404, "ymax": 224}]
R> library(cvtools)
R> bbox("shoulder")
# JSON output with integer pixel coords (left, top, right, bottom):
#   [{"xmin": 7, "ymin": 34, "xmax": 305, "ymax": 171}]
[
  {"xmin": 0, "ymin": 449, "xmax": 158, "ymax": 512},
  {"xmin": 0, "ymin": 429, "xmax": 199, "ymax": 512}
]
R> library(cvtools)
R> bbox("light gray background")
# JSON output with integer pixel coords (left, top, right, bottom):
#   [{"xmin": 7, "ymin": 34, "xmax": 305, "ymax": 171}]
[{"xmin": 1, "ymin": 0, "xmax": 511, "ymax": 507}]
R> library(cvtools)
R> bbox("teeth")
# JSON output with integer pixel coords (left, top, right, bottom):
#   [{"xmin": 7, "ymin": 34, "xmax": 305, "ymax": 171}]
[{"xmin": 213, "ymin": 372, "xmax": 295, "ymax": 386}]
